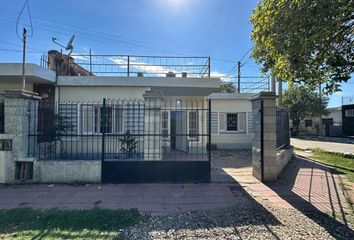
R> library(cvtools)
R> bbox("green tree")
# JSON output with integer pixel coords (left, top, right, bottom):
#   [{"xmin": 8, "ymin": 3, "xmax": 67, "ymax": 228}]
[
  {"xmin": 218, "ymin": 82, "xmax": 236, "ymax": 93},
  {"xmin": 283, "ymin": 85, "xmax": 329, "ymax": 135},
  {"xmin": 250, "ymin": 0, "xmax": 353, "ymax": 94}
]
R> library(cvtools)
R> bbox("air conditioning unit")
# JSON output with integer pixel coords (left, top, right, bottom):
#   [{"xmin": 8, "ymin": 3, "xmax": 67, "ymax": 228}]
[
  {"xmin": 137, "ymin": 72, "xmax": 144, "ymax": 77},
  {"xmin": 181, "ymin": 72, "xmax": 187, "ymax": 78},
  {"xmin": 166, "ymin": 71, "xmax": 176, "ymax": 77}
]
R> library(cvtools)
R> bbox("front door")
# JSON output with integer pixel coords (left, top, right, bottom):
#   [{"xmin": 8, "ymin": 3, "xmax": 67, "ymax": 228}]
[{"xmin": 170, "ymin": 111, "xmax": 188, "ymax": 152}]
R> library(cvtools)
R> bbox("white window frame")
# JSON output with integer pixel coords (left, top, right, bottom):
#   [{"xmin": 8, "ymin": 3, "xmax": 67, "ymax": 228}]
[
  {"xmin": 80, "ymin": 105, "xmax": 124, "ymax": 135},
  {"xmin": 188, "ymin": 110, "xmax": 199, "ymax": 141},
  {"xmin": 113, "ymin": 105, "xmax": 124, "ymax": 134},
  {"xmin": 161, "ymin": 110, "xmax": 170, "ymax": 140},
  {"xmin": 226, "ymin": 113, "xmax": 238, "ymax": 131},
  {"xmin": 218, "ymin": 112, "xmax": 247, "ymax": 134}
]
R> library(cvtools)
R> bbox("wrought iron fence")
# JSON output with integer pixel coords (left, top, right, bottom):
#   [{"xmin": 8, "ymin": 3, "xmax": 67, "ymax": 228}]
[
  {"xmin": 276, "ymin": 108, "xmax": 290, "ymax": 149},
  {"xmin": 0, "ymin": 100, "xmax": 4, "ymax": 134},
  {"xmin": 28, "ymin": 98, "xmax": 210, "ymax": 162}
]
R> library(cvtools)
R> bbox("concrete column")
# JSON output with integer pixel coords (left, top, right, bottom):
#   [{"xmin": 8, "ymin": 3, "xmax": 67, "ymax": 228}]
[
  {"xmin": 143, "ymin": 90, "xmax": 163, "ymax": 160},
  {"xmin": 0, "ymin": 90, "xmax": 40, "ymax": 183},
  {"xmin": 251, "ymin": 92, "xmax": 277, "ymax": 181}
]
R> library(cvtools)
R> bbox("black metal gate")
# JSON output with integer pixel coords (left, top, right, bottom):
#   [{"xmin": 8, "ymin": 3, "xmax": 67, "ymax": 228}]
[{"xmin": 28, "ymin": 97, "xmax": 211, "ymax": 183}]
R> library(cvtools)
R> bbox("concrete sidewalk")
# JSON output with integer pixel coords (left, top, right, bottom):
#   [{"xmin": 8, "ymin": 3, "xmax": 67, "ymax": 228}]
[
  {"xmin": 291, "ymin": 138, "xmax": 354, "ymax": 154},
  {"xmin": 0, "ymin": 183, "xmax": 251, "ymax": 215}
]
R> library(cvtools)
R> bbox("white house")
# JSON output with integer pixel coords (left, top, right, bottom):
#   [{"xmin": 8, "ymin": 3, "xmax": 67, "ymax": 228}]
[{"xmin": 0, "ymin": 52, "xmax": 257, "ymax": 183}]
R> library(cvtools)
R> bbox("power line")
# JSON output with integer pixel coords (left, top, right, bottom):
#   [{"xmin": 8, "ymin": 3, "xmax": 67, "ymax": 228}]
[
  {"xmin": 0, "ymin": 48, "xmax": 42, "ymax": 54},
  {"xmin": 0, "ymin": 7, "xmax": 235, "ymax": 62},
  {"xmin": 0, "ymin": 40, "xmax": 46, "ymax": 53},
  {"xmin": 16, "ymin": 0, "xmax": 33, "ymax": 39},
  {"xmin": 240, "ymin": 48, "xmax": 252, "ymax": 63}
]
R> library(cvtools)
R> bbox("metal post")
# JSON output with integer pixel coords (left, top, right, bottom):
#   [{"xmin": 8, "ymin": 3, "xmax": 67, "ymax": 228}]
[
  {"xmin": 101, "ymin": 98, "xmax": 106, "ymax": 182},
  {"xmin": 127, "ymin": 55, "xmax": 130, "ymax": 77},
  {"xmin": 278, "ymin": 78, "xmax": 282, "ymax": 108},
  {"xmin": 271, "ymin": 74, "xmax": 276, "ymax": 93},
  {"xmin": 89, "ymin": 49, "xmax": 92, "ymax": 74},
  {"xmin": 319, "ymin": 83, "xmax": 323, "ymax": 135},
  {"xmin": 208, "ymin": 57, "xmax": 211, "ymax": 78},
  {"xmin": 208, "ymin": 99, "xmax": 211, "ymax": 182},
  {"xmin": 237, "ymin": 61, "xmax": 241, "ymax": 93},
  {"xmin": 22, "ymin": 28, "xmax": 27, "ymax": 90},
  {"xmin": 260, "ymin": 100, "xmax": 264, "ymax": 182}
]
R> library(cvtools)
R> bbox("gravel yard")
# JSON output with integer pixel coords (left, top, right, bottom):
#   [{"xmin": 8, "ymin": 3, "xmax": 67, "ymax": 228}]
[{"xmin": 124, "ymin": 203, "xmax": 354, "ymax": 240}]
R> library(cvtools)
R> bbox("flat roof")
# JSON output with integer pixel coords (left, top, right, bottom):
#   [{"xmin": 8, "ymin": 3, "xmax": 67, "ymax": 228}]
[{"xmin": 0, "ymin": 63, "xmax": 56, "ymax": 84}]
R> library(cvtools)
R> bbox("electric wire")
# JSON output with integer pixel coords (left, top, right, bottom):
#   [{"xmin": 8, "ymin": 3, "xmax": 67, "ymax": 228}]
[{"xmin": 15, "ymin": 0, "xmax": 33, "ymax": 39}]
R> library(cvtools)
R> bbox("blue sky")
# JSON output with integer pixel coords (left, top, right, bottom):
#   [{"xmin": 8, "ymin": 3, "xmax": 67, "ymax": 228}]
[{"xmin": 0, "ymin": 0, "xmax": 352, "ymax": 107}]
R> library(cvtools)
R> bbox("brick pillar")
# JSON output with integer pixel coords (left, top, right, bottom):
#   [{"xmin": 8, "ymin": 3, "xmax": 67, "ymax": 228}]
[
  {"xmin": 0, "ymin": 90, "xmax": 40, "ymax": 183},
  {"xmin": 251, "ymin": 92, "xmax": 277, "ymax": 182},
  {"xmin": 143, "ymin": 90, "xmax": 163, "ymax": 160}
]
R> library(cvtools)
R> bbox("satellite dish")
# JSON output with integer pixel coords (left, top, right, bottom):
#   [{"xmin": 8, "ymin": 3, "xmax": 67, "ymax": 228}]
[
  {"xmin": 52, "ymin": 34, "xmax": 75, "ymax": 55},
  {"xmin": 65, "ymin": 34, "xmax": 75, "ymax": 54}
]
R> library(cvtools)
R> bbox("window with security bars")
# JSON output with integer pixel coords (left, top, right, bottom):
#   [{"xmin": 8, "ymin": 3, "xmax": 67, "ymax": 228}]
[
  {"xmin": 81, "ymin": 105, "xmax": 123, "ymax": 134},
  {"xmin": 219, "ymin": 112, "xmax": 246, "ymax": 132},
  {"xmin": 188, "ymin": 111, "xmax": 199, "ymax": 140},
  {"xmin": 227, "ymin": 113, "xmax": 238, "ymax": 131}
]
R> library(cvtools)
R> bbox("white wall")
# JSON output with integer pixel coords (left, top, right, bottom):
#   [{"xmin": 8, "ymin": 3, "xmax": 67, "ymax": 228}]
[
  {"xmin": 0, "ymin": 83, "xmax": 33, "ymax": 93},
  {"xmin": 57, "ymin": 86, "xmax": 150, "ymax": 102},
  {"xmin": 325, "ymin": 110, "xmax": 342, "ymax": 125}
]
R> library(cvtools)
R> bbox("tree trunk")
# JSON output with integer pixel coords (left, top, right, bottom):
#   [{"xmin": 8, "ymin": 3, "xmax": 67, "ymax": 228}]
[{"xmin": 293, "ymin": 119, "xmax": 301, "ymax": 136}]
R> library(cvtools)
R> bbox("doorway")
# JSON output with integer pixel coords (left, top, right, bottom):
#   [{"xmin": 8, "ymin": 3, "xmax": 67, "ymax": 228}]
[{"xmin": 170, "ymin": 111, "xmax": 188, "ymax": 152}]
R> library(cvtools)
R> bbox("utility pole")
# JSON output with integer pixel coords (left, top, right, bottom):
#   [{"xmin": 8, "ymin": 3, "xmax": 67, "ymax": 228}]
[
  {"xmin": 319, "ymin": 83, "xmax": 323, "ymax": 136},
  {"xmin": 278, "ymin": 78, "xmax": 282, "ymax": 108},
  {"xmin": 271, "ymin": 74, "xmax": 276, "ymax": 93},
  {"xmin": 237, "ymin": 61, "xmax": 241, "ymax": 93},
  {"xmin": 22, "ymin": 28, "xmax": 27, "ymax": 90}
]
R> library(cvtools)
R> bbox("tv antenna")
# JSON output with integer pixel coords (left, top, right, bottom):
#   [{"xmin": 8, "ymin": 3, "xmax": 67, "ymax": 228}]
[{"xmin": 52, "ymin": 34, "xmax": 75, "ymax": 55}]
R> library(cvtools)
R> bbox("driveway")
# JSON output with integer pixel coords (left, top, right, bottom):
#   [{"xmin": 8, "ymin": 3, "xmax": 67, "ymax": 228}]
[{"xmin": 291, "ymin": 137, "xmax": 354, "ymax": 154}]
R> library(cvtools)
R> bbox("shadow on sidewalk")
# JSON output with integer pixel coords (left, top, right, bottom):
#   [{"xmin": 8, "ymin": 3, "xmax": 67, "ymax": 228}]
[{"xmin": 266, "ymin": 155, "xmax": 354, "ymax": 239}]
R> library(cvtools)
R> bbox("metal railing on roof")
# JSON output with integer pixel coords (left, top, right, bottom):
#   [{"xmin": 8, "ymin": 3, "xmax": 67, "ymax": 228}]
[
  {"xmin": 342, "ymin": 96, "xmax": 354, "ymax": 106},
  {"xmin": 217, "ymin": 76, "xmax": 270, "ymax": 93},
  {"xmin": 41, "ymin": 53, "xmax": 211, "ymax": 78}
]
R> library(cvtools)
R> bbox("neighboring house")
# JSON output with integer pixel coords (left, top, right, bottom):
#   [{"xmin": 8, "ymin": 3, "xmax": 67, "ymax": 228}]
[
  {"xmin": 296, "ymin": 107, "xmax": 343, "ymax": 137},
  {"xmin": 342, "ymin": 96, "xmax": 354, "ymax": 136}
]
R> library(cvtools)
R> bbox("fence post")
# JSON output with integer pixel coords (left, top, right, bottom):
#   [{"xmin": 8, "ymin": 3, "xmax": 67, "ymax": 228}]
[
  {"xmin": 251, "ymin": 92, "xmax": 277, "ymax": 182},
  {"xmin": 208, "ymin": 57, "xmax": 211, "ymax": 78},
  {"xmin": 127, "ymin": 56, "xmax": 130, "ymax": 77},
  {"xmin": 101, "ymin": 98, "xmax": 106, "ymax": 182},
  {"xmin": 0, "ymin": 90, "xmax": 40, "ymax": 183},
  {"xmin": 89, "ymin": 49, "xmax": 92, "ymax": 74}
]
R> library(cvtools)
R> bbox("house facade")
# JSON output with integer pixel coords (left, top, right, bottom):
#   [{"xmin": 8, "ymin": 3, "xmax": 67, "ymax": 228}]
[{"xmin": 0, "ymin": 52, "xmax": 257, "ymax": 183}]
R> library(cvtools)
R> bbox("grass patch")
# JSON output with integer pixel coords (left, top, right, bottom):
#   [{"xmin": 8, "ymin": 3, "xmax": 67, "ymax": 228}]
[
  {"xmin": 311, "ymin": 148, "xmax": 354, "ymax": 182},
  {"xmin": 0, "ymin": 208, "xmax": 146, "ymax": 240}
]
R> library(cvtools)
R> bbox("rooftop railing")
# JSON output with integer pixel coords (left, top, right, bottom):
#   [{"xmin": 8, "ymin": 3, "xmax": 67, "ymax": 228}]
[
  {"xmin": 41, "ymin": 53, "xmax": 211, "ymax": 78},
  {"xmin": 342, "ymin": 96, "xmax": 354, "ymax": 106}
]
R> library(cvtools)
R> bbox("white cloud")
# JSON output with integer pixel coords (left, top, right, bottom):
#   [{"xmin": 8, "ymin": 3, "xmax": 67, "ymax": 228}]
[{"xmin": 210, "ymin": 71, "xmax": 229, "ymax": 81}]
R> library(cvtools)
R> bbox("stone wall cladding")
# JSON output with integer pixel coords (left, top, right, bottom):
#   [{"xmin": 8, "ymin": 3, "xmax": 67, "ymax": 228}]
[
  {"xmin": 276, "ymin": 146, "xmax": 294, "ymax": 173},
  {"xmin": 251, "ymin": 92, "xmax": 293, "ymax": 182}
]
